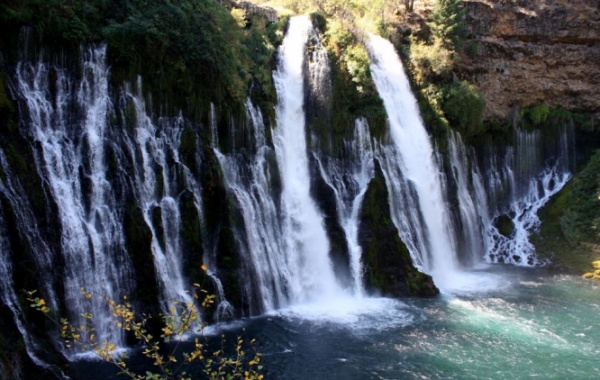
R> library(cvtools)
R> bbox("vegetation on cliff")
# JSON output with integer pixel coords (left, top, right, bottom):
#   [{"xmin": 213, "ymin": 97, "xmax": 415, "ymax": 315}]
[
  {"xmin": 405, "ymin": 0, "xmax": 487, "ymax": 139},
  {"xmin": 0, "ymin": 0, "xmax": 284, "ymax": 120}
]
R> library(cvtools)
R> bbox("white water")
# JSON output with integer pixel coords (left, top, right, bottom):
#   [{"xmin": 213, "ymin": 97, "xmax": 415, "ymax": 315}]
[
  {"xmin": 214, "ymin": 99, "xmax": 288, "ymax": 312},
  {"xmin": 316, "ymin": 118, "xmax": 375, "ymax": 295},
  {"xmin": 447, "ymin": 131, "xmax": 490, "ymax": 265},
  {"xmin": 484, "ymin": 126, "xmax": 573, "ymax": 265},
  {"xmin": 121, "ymin": 80, "xmax": 196, "ymax": 317},
  {"xmin": 0, "ymin": 152, "xmax": 66, "ymax": 377},
  {"xmin": 15, "ymin": 46, "xmax": 133, "ymax": 350},
  {"xmin": 272, "ymin": 16, "xmax": 343, "ymax": 303},
  {"xmin": 368, "ymin": 35, "xmax": 461, "ymax": 291}
]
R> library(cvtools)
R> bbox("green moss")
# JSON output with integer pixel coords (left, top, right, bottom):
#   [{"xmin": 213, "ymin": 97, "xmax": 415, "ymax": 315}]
[
  {"xmin": 179, "ymin": 127, "xmax": 198, "ymax": 170},
  {"xmin": 519, "ymin": 105, "xmax": 595, "ymax": 132},
  {"xmin": 326, "ymin": 48, "xmax": 386, "ymax": 146},
  {"xmin": 495, "ymin": 214, "xmax": 515, "ymax": 237}
]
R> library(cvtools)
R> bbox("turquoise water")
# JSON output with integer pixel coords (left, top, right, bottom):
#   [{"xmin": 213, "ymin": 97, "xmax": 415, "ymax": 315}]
[
  {"xmin": 73, "ymin": 268, "xmax": 600, "ymax": 379},
  {"xmin": 249, "ymin": 269, "xmax": 600, "ymax": 379}
]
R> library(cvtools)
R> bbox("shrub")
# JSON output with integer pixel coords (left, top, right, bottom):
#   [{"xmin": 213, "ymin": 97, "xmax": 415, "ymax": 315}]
[
  {"xmin": 26, "ymin": 285, "xmax": 263, "ymax": 380},
  {"xmin": 409, "ymin": 37, "xmax": 454, "ymax": 82},
  {"xmin": 561, "ymin": 149, "xmax": 600, "ymax": 245},
  {"xmin": 428, "ymin": 0, "xmax": 467, "ymax": 49},
  {"xmin": 442, "ymin": 80, "xmax": 485, "ymax": 137}
]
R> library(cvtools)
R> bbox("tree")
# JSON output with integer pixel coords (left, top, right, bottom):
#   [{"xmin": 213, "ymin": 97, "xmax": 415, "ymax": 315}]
[{"xmin": 428, "ymin": 0, "xmax": 466, "ymax": 49}]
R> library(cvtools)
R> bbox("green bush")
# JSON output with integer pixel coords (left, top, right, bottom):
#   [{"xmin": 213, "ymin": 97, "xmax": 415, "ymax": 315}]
[
  {"xmin": 428, "ymin": 0, "xmax": 467, "ymax": 49},
  {"xmin": 2, "ymin": 0, "xmax": 282, "ymax": 119},
  {"xmin": 561, "ymin": 149, "xmax": 600, "ymax": 245},
  {"xmin": 442, "ymin": 80, "xmax": 485, "ymax": 137}
]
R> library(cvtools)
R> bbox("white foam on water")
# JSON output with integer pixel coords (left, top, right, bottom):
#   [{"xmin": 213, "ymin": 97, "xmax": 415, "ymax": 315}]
[{"xmin": 271, "ymin": 296, "xmax": 414, "ymax": 334}]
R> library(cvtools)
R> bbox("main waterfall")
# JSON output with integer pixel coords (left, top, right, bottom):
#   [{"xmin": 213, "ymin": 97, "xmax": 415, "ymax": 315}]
[
  {"xmin": 367, "ymin": 35, "xmax": 574, "ymax": 291},
  {"xmin": 368, "ymin": 35, "xmax": 461, "ymax": 290},
  {"xmin": 271, "ymin": 16, "xmax": 343, "ymax": 303}
]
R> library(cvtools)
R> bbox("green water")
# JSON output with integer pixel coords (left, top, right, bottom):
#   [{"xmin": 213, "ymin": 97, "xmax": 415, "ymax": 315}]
[
  {"xmin": 247, "ymin": 269, "xmax": 600, "ymax": 379},
  {"xmin": 73, "ymin": 268, "xmax": 600, "ymax": 379}
]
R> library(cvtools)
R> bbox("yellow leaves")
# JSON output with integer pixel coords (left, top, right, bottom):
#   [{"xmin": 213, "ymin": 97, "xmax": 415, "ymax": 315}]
[
  {"xmin": 80, "ymin": 287, "xmax": 93, "ymax": 300},
  {"xmin": 26, "ymin": 286, "xmax": 263, "ymax": 380},
  {"xmin": 27, "ymin": 293, "xmax": 52, "ymax": 314}
]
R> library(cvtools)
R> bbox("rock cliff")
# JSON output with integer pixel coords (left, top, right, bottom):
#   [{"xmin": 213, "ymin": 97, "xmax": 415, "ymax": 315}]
[{"xmin": 457, "ymin": 0, "xmax": 600, "ymax": 119}]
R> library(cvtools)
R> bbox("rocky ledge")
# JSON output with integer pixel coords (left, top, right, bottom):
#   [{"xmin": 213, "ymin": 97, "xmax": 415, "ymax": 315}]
[{"xmin": 457, "ymin": 0, "xmax": 600, "ymax": 119}]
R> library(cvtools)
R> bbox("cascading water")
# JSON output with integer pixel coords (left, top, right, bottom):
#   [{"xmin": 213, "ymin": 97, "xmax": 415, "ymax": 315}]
[
  {"xmin": 214, "ymin": 99, "xmax": 288, "ymax": 313},
  {"xmin": 0, "ymin": 151, "xmax": 65, "ymax": 378},
  {"xmin": 483, "ymin": 125, "xmax": 574, "ymax": 265},
  {"xmin": 0, "ymin": 18, "xmax": 586, "ymax": 379},
  {"xmin": 15, "ymin": 46, "xmax": 133, "ymax": 350},
  {"xmin": 121, "ymin": 80, "xmax": 197, "ymax": 318},
  {"xmin": 315, "ymin": 118, "xmax": 374, "ymax": 295},
  {"xmin": 367, "ymin": 35, "xmax": 576, "ymax": 288},
  {"xmin": 447, "ymin": 131, "xmax": 490, "ymax": 266},
  {"xmin": 271, "ymin": 15, "xmax": 343, "ymax": 302},
  {"xmin": 368, "ymin": 35, "xmax": 460, "ymax": 290}
]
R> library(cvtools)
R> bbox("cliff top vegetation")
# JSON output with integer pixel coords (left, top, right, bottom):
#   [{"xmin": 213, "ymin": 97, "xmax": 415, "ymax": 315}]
[{"xmin": 0, "ymin": 0, "xmax": 284, "ymax": 120}]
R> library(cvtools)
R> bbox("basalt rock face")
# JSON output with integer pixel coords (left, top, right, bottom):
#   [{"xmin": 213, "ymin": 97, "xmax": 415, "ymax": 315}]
[{"xmin": 458, "ymin": 0, "xmax": 600, "ymax": 119}]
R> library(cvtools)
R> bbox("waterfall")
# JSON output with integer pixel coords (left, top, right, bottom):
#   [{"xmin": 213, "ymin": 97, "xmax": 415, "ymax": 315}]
[
  {"xmin": 121, "ymin": 80, "xmax": 198, "ymax": 318},
  {"xmin": 0, "ymin": 22, "xmax": 583, "ymax": 377},
  {"xmin": 368, "ymin": 35, "xmax": 460, "ymax": 289},
  {"xmin": 483, "ymin": 125, "xmax": 574, "ymax": 265},
  {"xmin": 368, "ymin": 34, "xmax": 576, "ymax": 287},
  {"xmin": 271, "ymin": 15, "xmax": 343, "ymax": 302},
  {"xmin": 315, "ymin": 119, "xmax": 374, "ymax": 295},
  {"xmin": 447, "ymin": 131, "xmax": 490, "ymax": 266},
  {"xmin": 14, "ymin": 46, "xmax": 134, "ymax": 350},
  {"xmin": 0, "ymin": 151, "xmax": 66, "ymax": 378},
  {"xmin": 210, "ymin": 102, "xmax": 219, "ymax": 148},
  {"xmin": 214, "ymin": 99, "xmax": 287, "ymax": 312}
]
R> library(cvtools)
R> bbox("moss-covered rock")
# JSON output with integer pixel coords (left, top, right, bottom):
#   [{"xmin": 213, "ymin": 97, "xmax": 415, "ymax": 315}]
[
  {"xmin": 358, "ymin": 160, "xmax": 438, "ymax": 297},
  {"xmin": 494, "ymin": 214, "xmax": 515, "ymax": 238}
]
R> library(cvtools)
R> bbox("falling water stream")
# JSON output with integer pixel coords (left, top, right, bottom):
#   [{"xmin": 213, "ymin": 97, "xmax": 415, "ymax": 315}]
[
  {"xmin": 271, "ymin": 15, "xmax": 344, "ymax": 303},
  {"xmin": 368, "ymin": 35, "xmax": 462, "ymax": 290}
]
